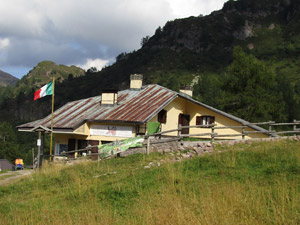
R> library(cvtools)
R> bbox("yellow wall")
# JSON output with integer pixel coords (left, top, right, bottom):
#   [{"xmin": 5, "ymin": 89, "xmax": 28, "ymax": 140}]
[
  {"xmin": 150, "ymin": 97, "xmax": 186, "ymax": 136},
  {"xmin": 55, "ymin": 133, "xmax": 89, "ymax": 150},
  {"xmin": 150, "ymin": 96, "xmax": 268, "ymax": 139},
  {"xmin": 74, "ymin": 123, "xmax": 89, "ymax": 135},
  {"xmin": 185, "ymin": 101, "xmax": 267, "ymax": 139},
  {"xmin": 55, "ymin": 122, "xmax": 137, "ymax": 150}
]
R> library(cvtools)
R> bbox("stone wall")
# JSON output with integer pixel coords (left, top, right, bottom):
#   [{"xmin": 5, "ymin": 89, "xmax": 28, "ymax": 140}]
[
  {"xmin": 119, "ymin": 136, "xmax": 300, "ymax": 158},
  {"xmin": 120, "ymin": 139, "xmax": 215, "ymax": 157}
]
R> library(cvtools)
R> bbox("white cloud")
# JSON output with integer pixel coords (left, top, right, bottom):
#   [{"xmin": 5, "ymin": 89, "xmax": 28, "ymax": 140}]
[
  {"xmin": 0, "ymin": 38, "xmax": 10, "ymax": 49},
  {"xmin": 165, "ymin": 0, "xmax": 226, "ymax": 17},
  {"xmin": 78, "ymin": 58, "xmax": 109, "ymax": 71},
  {"xmin": 0, "ymin": 0, "xmax": 227, "ymax": 78}
]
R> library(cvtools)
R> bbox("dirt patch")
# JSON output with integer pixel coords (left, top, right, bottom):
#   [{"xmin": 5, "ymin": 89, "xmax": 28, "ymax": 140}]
[{"xmin": 0, "ymin": 170, "xmax": 34, "ymax": 186}]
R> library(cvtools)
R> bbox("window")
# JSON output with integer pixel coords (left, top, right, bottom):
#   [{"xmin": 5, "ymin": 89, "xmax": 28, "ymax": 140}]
[
  {"xmin": 78, "ymin": 140, "xmax": 88, "ymax": 150},
  {"xmin": 158, "ymin": 109, "xmax": 167, "ymax": 123},
  {"xmin": 137, "ymin": 124, "xmax": 147, "ymax": 135},
  {"xmin": 55, "ymin": 144, "xmax": 68, "ymax": 155},
  {"xmin": 196, "ymin": 116, "xmax": 215, "ymax": 126}
]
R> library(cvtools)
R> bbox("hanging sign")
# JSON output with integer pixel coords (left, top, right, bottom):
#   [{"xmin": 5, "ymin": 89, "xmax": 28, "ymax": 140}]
[{"xmin": 37, "ymin": 139, "xmax": 41, "ymax": 146}]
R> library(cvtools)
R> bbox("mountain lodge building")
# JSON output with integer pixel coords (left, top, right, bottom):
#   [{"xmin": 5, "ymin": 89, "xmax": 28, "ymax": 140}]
[{"xmin": 17, "ymin": 74, "xmax": 269, "ymax": 155}]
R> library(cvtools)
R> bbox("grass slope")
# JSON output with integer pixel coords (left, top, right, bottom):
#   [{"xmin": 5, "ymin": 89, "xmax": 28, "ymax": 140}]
[{"xmin": 0, "ymin": 140, "xmax": 299, "ymax": 225}]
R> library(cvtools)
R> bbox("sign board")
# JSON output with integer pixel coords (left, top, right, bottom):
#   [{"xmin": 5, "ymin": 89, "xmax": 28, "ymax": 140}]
[
  {"xmin": 98, "ymin": 137, "xmax": 144, "ymax": 158},
  {"xmin": 37, "ymin": 139, "xmax": 41, "ymax": 146},
  {"xmin": 90, "ymin": 125, "xmax": 132, "ymax": 138}
]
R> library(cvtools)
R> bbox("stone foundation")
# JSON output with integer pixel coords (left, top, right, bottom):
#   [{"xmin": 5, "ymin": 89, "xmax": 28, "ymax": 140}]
[{"xmin": 119, "ymin": 136, "xmax": 300, "ymax": 158}]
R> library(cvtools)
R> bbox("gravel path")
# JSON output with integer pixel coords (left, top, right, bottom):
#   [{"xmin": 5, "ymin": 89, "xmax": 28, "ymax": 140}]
[{"xmin": 0, "ymin": 170, "xmax": 34, "ymax": 186}]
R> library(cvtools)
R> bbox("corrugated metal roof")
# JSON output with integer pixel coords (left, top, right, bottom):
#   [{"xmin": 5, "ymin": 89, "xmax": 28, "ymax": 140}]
[
  {"xmin": 17, "ymin": 84, "xmax": 270, "ymax": 135},
  {"xmin": 18, "ymin": 84, "xmax": 177, "ymax": 129}
]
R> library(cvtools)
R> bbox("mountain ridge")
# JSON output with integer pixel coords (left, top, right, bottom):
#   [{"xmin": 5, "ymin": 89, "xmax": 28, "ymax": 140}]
[
  {"xmin": 0, "ymin": 70, "xmax": 18, "ymax": 87},
  {"xmin": 20, "ymin": 61, "xmax": 85, "ymax": 87}
]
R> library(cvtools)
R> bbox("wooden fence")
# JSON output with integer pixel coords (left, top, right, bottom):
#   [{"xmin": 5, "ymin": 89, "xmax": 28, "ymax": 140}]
[
  {"xmin": 144, "ymin": 120, "xmax": 300, "ymax": 154},
  {"xmin": 55, "ymin": 120, "xmax": 300, "ymax": 158}
]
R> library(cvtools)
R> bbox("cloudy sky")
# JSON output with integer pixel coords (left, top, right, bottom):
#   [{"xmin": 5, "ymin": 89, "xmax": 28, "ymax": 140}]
[{"xmin": 0, "ymin": 0, "xmax": 227, "ymax": 79}]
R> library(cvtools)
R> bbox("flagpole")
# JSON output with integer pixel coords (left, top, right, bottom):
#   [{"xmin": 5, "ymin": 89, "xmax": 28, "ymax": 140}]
[{"xmin": 49, "ymin": 77, "xmax": 55, "ymax": 161}]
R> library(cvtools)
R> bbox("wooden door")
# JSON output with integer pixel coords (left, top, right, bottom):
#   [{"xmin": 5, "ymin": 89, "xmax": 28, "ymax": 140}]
[
  {"xmin": 88, "ymin": 140, "xmax": 99, "ymax": 160},
  {"xmin": 68, "ymin": 139, "xmax": 76, "ymax": 151},
  {"xmin": 178, "ymin": 114, "xmax": 190, "ymax": 134}
]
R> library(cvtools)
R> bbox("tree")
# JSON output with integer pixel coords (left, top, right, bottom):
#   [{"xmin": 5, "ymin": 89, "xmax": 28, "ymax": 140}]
[
  {"xmin": 0, "ymin": 122, "xmax": 20, "ymax": 163},
  {"xmin": 217, "ymin": 46, "xmax": 285, "ymax": 122},
  {"xmin": 87, "ymin": 67, "xmax": 97, "ymax": 74},
  {"xmin": 140, "ymin": 36, "xmax": 150, "ymax": 47},
  {"xmin": 68, "ymin": 74, "xmax": 74, "ymax": 80},
  {"xmin": 155, "ymin": 26, "xmax": 162, "ymax": 36},
  {"xmin": 116, "ymin": 52, "xmax": 128, "ymax": 62}
]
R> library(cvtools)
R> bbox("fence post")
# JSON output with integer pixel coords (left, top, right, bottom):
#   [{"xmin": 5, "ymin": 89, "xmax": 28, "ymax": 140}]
[
  {"xmin": 268, "ymin": 121, "xmax": 273, "ymax": 136},
  {"xmin": 178, "ymin": 124, "xmax": 182, "ymax": 140},
  {"xmin": 293, "ymin": 119, "xmax": 297, "ymax": 136},
  {"xmin": 211, "ymin": 124, "xmax": 215, "ymax": 143},
  {"xmin": 242, "ymin": 125, "xmax": 245, "ymax": 139},
  {"xmin": 146, "ymin": 136, "xmax": 150, "ymax": 155}
]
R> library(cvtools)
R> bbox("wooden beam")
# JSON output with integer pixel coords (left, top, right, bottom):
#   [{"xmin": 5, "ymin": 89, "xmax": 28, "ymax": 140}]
[
  {"xmin": 180, "ymin": 133, "xmax": 215, "ymax": 137},
  {"xmin": 214, "ymin": 126, "xmax": 245, "ymax": 129},
  {"xmin": 214, "ymin": 134, "xmax": 242, "ymax": 138},
  {"xmin": 271, "ymin": 123, "xmax": 300, "ymax": 126}
]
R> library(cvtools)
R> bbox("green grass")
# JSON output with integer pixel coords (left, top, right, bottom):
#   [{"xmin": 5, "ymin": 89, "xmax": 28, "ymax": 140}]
[
  {"xmin": 0, "ymin": 170, "xmax": 10, "ymax": 174},
  {"xmin": 0, "ymin": 174, "xmax": 16, "ymax": 181},
  {"xmin": 0, "ymin": 140, "xmax": 299, "ymax": 225}
]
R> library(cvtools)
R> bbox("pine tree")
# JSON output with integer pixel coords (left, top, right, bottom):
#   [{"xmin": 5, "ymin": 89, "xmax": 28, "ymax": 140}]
[{"xmin": 218, "ymin": 46, "xmax": 285, "ymax": 122}]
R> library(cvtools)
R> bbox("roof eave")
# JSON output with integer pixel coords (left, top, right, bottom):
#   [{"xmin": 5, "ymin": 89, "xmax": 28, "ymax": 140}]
[{"xmin": 86, "ymin": 119, "xmax": 144, "ymax": 125}]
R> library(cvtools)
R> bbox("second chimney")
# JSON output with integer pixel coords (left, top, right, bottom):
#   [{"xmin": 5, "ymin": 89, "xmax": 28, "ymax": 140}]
[
  {"xmin": 130, "ymin": 74, "xmax": 143, "ymax": 89},
  {"xmin": 179, "ymin": 85, "xmax": 193, "ymax": 97}
]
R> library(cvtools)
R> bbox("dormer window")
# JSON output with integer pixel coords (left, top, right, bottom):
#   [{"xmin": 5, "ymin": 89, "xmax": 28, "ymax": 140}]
[{"xmin": 158, "ymin": 109, "xmax": 167, "ymax": 124}]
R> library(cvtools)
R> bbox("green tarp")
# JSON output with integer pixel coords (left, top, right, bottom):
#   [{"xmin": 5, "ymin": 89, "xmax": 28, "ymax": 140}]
[
  {"xmin": 147, "ymin": 122, "xmax": 160, "ymax": 134},
  {"xmin": 98, "ymin": 137, "xmax": 144, "ymax": 158}
]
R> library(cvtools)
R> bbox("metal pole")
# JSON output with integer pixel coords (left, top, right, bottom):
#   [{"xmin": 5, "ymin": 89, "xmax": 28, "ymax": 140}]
[
  {"xmin": 37, "ymin": 131, "xmax": 41, "ymax": 170},
  {"xmin": 49, "ymin": 77, "xmax": 55, "ymax": 161},
  {"xmin": 211, "ymin": 125, "xmax": 215, "ymax": 143},
  {"xmin": 293, "ymin": 119, "xmax": 297, "ymax": 136},
  {"xmin": 32, "ymin": 148, "xmax": 34, "ymax": 169}
]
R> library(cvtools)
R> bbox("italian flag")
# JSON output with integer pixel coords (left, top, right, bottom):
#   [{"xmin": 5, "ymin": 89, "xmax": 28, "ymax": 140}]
[{"xmin": 34, "ymin": 81, "xmax": 53, "ymax": 101}]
